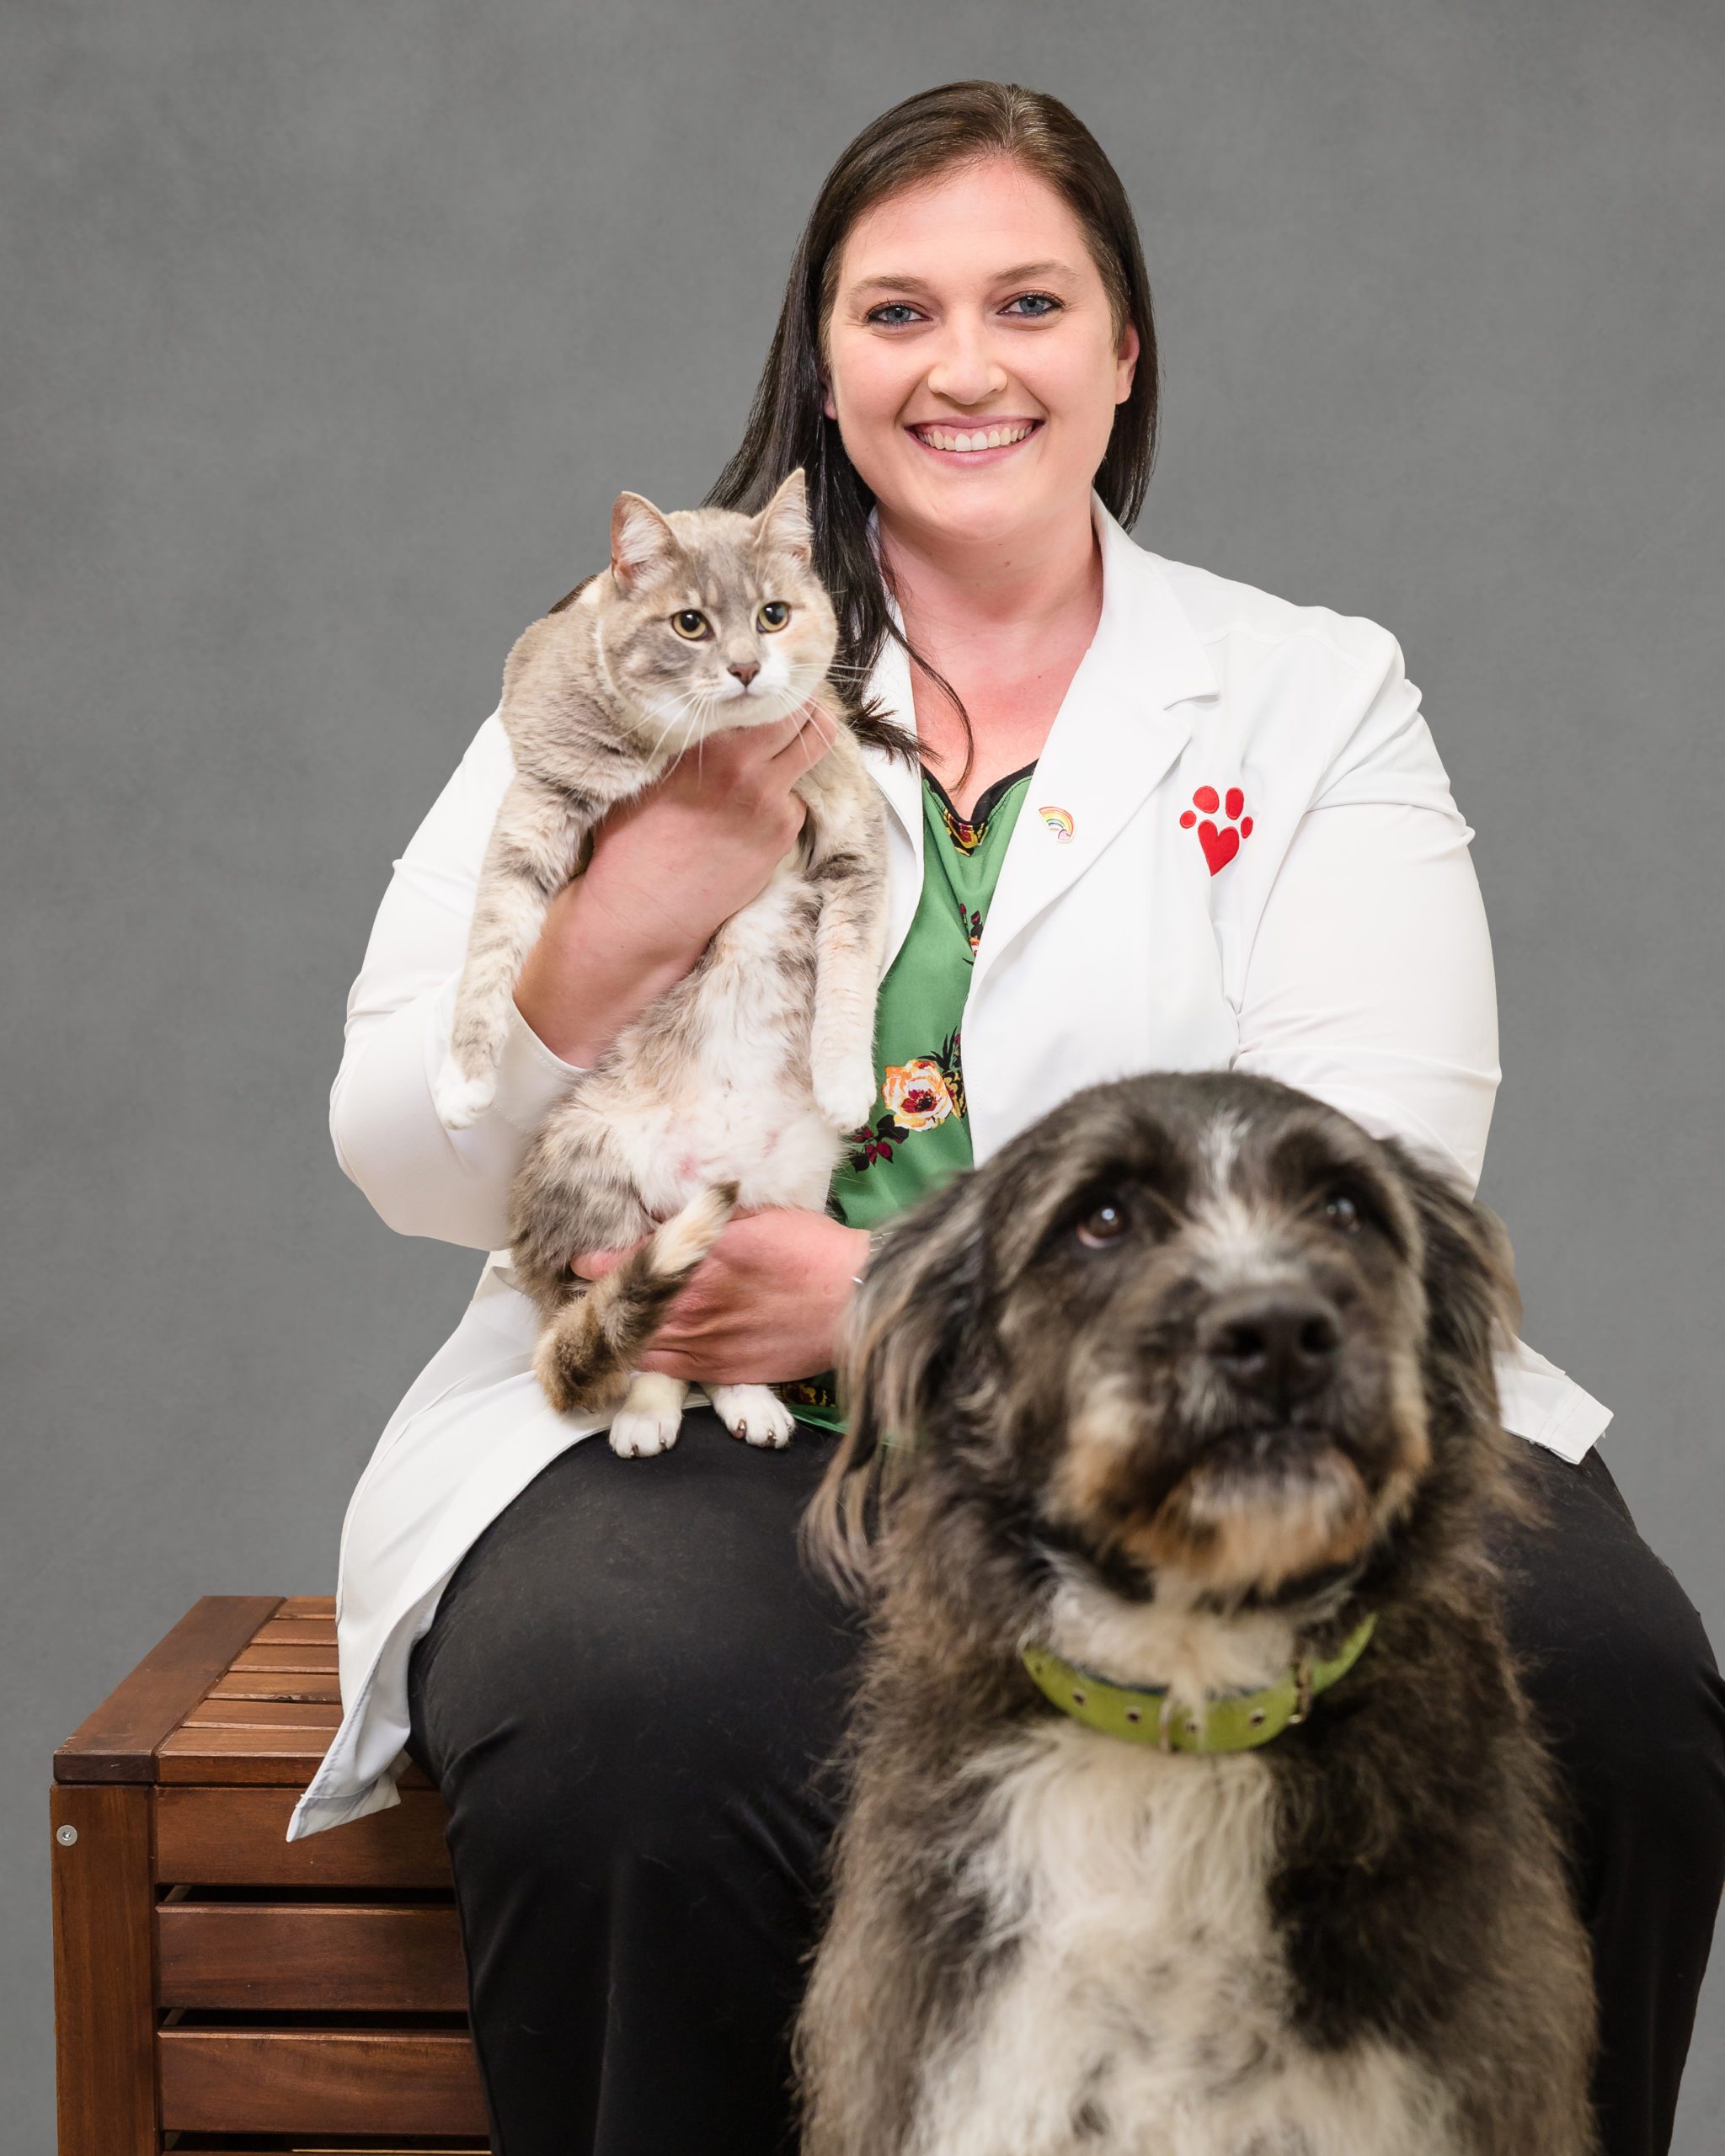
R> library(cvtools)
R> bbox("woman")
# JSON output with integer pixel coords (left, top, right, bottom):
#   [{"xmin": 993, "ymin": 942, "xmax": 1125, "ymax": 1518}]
[{"xmin": 289, "ymin": 82, "xmax": 1723, "ymax": 2156}]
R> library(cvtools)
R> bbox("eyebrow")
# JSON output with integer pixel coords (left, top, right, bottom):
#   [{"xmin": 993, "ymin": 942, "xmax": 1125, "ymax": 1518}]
[{"xmin": 846, "ymin": 259, "xmax": 1077, "ymax": 299}]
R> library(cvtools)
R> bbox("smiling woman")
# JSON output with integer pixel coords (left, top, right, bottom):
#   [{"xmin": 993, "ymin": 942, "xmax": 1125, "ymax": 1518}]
[
  {"xmin": 824, "ymin": 192, "xmax": 1133, "ymax": 519},
  {"xmin": 295, "ymin": 77, "xmax": 1725, "ymax": 2156}
]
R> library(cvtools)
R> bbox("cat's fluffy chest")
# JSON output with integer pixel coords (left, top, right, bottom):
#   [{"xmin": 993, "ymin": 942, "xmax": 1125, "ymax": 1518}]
[{"xmin": 579, "ymin": 852, "xmax": 844, "ymax": 1214}]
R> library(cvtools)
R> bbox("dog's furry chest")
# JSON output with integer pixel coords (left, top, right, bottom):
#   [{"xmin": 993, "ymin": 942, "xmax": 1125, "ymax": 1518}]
[{"xmin": 907, "ymin": 1726, "xmax": 1455, "ymax": 2156}]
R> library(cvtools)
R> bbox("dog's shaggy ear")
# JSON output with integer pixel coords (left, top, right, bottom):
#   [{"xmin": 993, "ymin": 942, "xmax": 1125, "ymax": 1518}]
[
  {"xmin": 1382, "ymin": 1139, "xmax": 1523, "ymax": 1439},
  {"xmin": 798, "ymin": 1171, "xmax": 992, "ymax": 1598}
]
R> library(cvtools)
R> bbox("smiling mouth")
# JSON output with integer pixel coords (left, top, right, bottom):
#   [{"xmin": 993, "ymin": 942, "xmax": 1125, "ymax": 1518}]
[{"xmin": 906, "ymin": 419, "xmax": 1044, "ymax": 459}]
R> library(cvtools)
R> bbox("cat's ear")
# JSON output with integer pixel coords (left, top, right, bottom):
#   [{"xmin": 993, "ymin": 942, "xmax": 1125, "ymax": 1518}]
[
  {"xmin": 756, "ymin": 467, "xmax": 814, "ymax": 564},
  {"xmin": 610, "ymin": 492, "xmax": 679, "ymax": 594}
]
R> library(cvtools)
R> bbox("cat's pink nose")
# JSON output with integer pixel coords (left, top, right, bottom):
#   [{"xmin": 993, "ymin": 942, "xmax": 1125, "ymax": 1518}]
[{"xmin": 728, "ymin": 659, "xmax": 760, "ymax": 687}]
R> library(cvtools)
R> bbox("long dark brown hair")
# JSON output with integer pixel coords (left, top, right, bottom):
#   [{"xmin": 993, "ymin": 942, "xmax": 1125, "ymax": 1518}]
[{"xmin": 703, "ymin": 80, "xmax": 1162, "ymax": 788}]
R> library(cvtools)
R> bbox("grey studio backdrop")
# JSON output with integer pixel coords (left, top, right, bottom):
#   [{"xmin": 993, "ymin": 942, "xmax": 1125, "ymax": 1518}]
[{"xmin": 5, "ymin": 2, "xmax": 1720, "ymax": 2147}]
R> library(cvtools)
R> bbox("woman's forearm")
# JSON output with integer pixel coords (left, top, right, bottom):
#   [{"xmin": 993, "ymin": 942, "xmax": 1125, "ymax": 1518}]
[
  {"xmin": 512, "ymin": 874, "xmax": 707, "ymax": 1066},
  {"xmin": 510, "ymin": 709, "xmax": 825, "ymax": 1065}
]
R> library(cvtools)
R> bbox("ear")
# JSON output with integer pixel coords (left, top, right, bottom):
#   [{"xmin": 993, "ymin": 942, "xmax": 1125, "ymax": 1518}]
[
  {"xmin": 755, "ymin": 467, "xmax": 814, "ymax": 564},
  {"xmin": 1383, "ymin": 1139, "xmax": 1523, "ymax": 1425},
  {"xmin": 610, "ymin": 491, "xmax": 679, "ymax": 593},
  {"xmin": 798, "ymin": 1170, "xmax": 991, "ymax": 1598},
  {"xmin": 1114, "ymin": 316, "xmax": 1141, "ymax": 404}
]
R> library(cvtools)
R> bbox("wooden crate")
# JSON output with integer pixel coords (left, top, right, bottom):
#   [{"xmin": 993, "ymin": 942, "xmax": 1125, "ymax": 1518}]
[{"xmin": 51, "ymin": 1595, "xmax": 490, "ymax": 2154}]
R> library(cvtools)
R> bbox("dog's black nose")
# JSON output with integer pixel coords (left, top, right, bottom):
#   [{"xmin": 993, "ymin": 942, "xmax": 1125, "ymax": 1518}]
[{"xmin": 1203, "ymin": 1290, "xmax": 1342, "ymax": 1405}]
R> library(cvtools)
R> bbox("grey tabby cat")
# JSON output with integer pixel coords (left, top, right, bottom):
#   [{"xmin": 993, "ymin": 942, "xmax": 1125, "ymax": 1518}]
[{"xmin": 434, "ymin": 469, "xmax": 901, "ymax": 1459}]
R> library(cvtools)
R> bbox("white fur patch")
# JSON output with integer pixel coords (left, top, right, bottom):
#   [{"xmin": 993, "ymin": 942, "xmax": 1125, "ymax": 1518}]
[
  {"xmin": 708, "ymin": 1381, "xmax": 797, "ymax": 1448},
  {"xmin": 1183, "ymin": 1189, "xmax": 1301, "ymax": 1295},
  {"xmin": 1042, "ymin": 1565, "xmax": 1300, "ymax": 1717},
  {"xmin": 903, "ymin": 1725, "xmax": 1457, "ymax": 2155},
  {"xmin": 579, "ymin": 858, "xmax": 842, "ymax": 1217},
  {"xmin": 606, "ymin": 1371, "xmax": 688, "ymax": 1458}
]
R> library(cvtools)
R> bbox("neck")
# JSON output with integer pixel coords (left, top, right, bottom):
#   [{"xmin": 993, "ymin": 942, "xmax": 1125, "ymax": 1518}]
[
  {"xmin": 876, "ymin": 494, "xmax": 1103, "ymax": 659},
  {"xmin": 875, "ymin": 494, "xmax": 1105, "ymax": 798}
]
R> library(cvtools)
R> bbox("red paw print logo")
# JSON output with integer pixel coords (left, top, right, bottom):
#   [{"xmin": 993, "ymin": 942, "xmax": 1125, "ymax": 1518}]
[{"xmin": 1180, "ymin": 785, "xmax": 1252, "ymax": 875}]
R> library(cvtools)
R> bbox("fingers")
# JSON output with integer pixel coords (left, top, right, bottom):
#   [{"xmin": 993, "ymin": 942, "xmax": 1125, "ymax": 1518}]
[
  {"xmin": 693, "ymin": 698, "xmax": 832, "ymax": 784},
  {"xmin": 682, "ymin": 700, "xmax": 808, "ymax": 782},
  {"xmin": 766, "ymin": 700, "xmax": 838, "ymax": 776},
  {"xmin": 770, "ymin": 696, "xmax": 830, "ymax": 756}
]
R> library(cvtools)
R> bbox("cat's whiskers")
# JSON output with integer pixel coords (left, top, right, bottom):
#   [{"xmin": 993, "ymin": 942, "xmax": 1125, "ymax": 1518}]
[{"xmin": 639, "ymin": 686, "xmax": 708, "ymax": 769}]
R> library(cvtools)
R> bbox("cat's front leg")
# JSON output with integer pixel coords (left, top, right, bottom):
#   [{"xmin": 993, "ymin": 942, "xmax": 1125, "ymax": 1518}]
[
  {"xmin": 808, "ymin": 849, "xmax": 890, "ymax": 1133},
  {"xmin": 708, "ymin": 1383, "xmax": 797, "ymax": 1449},
  {"xmin": 435, "ymin": 774, "xmax": 590, "ymax": 1129}
]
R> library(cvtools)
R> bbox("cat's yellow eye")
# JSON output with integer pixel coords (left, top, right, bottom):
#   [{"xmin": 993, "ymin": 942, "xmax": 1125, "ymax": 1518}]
[
  {"xmin": 670, "ymin": 609, "xmax": 711, "ymax": 640},
  {"xmin": 756, "ymin": 601, "xmax": 791, "ymax": 632}
]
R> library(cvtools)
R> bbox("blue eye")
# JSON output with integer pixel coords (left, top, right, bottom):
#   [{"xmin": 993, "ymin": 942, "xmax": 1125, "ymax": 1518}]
[
  {"xmin": 866, "ymin": 303, "xmax": 921, "ymax": 327},
  {"xmin": 1006, "ymin": 292, "xmax": 1061, "ymax": 317}
]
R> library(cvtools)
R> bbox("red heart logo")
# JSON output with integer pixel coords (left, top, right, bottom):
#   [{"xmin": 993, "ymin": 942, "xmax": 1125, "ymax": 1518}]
[{"xmin": 1198, "ymin": 819, "xmax": 1239, "ymax": 875}]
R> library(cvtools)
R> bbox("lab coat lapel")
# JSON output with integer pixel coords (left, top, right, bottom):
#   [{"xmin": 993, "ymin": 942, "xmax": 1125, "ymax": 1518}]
[
  {"xmin": 850, "ymin": 590, "xmax": 926, "ymax": 977},
  {"xmin": 969, "ymin": 494, "xmax": 1218, "ymax": 1000}
]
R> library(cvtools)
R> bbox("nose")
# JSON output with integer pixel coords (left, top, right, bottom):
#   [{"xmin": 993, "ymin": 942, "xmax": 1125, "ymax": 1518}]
[
  {"xmin": 728, "ymin": 658, "xmax": 760, "ymax": 687},
  {"xmin": 927, "ymin": 325, "xmax": 1009, "ymax": 408},
  {"xmin": 1202, "ymin": 1290, "xmax": 1342, "ymax": 1406}
]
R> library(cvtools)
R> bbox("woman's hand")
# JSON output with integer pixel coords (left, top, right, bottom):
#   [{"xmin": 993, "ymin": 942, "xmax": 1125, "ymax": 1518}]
[
  {"xmin": 571, "ymin": 1209, "xmax": 871, "ymax": 1385},
  {"xmin": 513, "ymin": 699, "xmax": 841, "ymax": 1065}
]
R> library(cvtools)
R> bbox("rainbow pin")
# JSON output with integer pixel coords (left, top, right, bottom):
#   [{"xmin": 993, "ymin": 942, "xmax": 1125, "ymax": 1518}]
[{"xmin": 1039, "ymin": 803, "xmax": 1076, "ymax": 844}]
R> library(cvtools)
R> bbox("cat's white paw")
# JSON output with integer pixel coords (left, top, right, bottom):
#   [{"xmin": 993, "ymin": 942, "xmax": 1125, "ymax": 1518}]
[
  {"xmin": 709, "ymin": 1384, "xmax": 796, "ymax": 1450},
  {"xmin": 435, "ymin": 1062, "xmax": 497, "ymax": 1131},
  {"xmin": 814, "ymin": 1058, "xmax": 879, "ymax": 1134},
  {"xmin": 608, "ymin": 1401, "xmax": 683, "ymax": 1458}
]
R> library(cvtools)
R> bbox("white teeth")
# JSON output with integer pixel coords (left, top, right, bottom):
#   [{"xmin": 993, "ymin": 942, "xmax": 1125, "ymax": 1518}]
[{"xmin": 916, "ymin": 422, "xmax": 1035, "ymax": 453}]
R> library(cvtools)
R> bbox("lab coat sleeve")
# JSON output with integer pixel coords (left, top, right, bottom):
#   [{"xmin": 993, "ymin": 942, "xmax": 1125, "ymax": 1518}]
[
  {"xmin": 329, "ymin": 708, "xmax": 588, "ymax": 1249},
  {"xmin": 1231, "ymin": 633, "xmax": 1502, "ymax": 1198}
]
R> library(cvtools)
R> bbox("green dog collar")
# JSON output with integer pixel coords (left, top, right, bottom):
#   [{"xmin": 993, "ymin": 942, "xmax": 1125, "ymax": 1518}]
[{"xmin": 1020, "ymin": 1613, "xmax": 1377, "ymax": 1754}]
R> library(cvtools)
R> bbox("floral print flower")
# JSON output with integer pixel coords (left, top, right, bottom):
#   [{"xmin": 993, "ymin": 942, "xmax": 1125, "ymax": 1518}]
[{"xmin": 883, "ymin": 1058, "xmax": 955, "ymax": 1130}]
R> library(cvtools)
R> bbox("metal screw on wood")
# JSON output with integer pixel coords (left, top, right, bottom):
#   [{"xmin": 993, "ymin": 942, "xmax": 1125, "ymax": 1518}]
[{"xmin": 56, "ymin": 1824, "xmax": 77, "ymax": 1845}]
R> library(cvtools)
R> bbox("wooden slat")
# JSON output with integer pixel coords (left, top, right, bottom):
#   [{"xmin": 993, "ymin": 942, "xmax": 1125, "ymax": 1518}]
[
  {"xmin": 232, "ymin": 1643, "xmax": 341, "ymax": 1673},
  {"xmin": 155, "ymin": 1786, "xmax": 452, "ymax": 1887},
  {"xmin": 254, "ymin": 1616, "xmax": 338, "ymax": 1645},
  {"xmin": 185, "ymin": 1697, "xmax": 343, "ymax": 1728},
  {"xmin": 158, "ymin": 1902, "xmax": 467, "ymax": 2011},
  {"xmin": 279, "ymin": 1594, "xmax": 336, "ymax": 1618},
  {"xmin": 156, "ymin": 1724, "xmax": 430, "ymax": 1789},
  {"xmin": 209, "ymin": 1669, "xmax": 342, "ymax": 1704},
  {"xmin": 55, "ymin": 1595, "xmax": 282, "ymax": 1782},
  {"xmin": 158, "ymin": 2026, "xmax": 485, "ymax": 2135},
  {"xmin": 51, "ymin": 1783, "xmax": 157, "ymax": 2155}
]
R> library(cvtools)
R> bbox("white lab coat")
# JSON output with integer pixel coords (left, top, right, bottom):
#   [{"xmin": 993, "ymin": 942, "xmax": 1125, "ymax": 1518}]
[{"xmin": 287, "ymin": 488, "xmax": 1610, "ymax": 1841}]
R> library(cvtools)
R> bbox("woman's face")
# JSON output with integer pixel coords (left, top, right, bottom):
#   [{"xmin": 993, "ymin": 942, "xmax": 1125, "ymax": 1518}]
[{"xmin": 821, "ymin": 156, "xmax": 1140, "ymax": 554}]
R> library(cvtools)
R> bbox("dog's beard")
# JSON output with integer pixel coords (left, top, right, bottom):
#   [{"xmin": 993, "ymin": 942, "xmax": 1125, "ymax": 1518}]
[
  {"xmin": 1142, "ymin": 1441, "xmax": 1381, "ymax": 1594},
  {"xmin": 1049, "ymin": 1351, "xmax": 1429, "ymax": 1600}
]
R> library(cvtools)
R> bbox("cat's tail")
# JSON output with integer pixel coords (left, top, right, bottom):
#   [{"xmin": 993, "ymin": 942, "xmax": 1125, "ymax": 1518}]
[{"xmin": 532, "ymin": 1181, "xmax": 740, "ymax": 1416}]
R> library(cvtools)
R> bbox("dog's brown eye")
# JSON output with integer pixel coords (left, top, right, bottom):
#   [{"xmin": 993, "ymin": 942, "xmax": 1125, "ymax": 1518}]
[
  {"xmin": 1325, "ymin": 1193, "xmax": 1362, "ymax": 1233},
  {"xmin": 1076, "ymin": 1198, "xmax": 1130, "ymax": 1248},
  {"xmin": 670, "ymin": 609, "xmax": 711, "ymax": 640}
]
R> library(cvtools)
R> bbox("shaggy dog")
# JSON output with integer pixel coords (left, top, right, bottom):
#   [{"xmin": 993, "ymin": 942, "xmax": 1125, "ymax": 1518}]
[{"xmin": 794, "ymin": 1070, "xmax": 1597, "ymax": 2156}]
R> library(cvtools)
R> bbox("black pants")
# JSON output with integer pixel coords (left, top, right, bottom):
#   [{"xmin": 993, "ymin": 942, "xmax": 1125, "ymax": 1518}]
[{"xmin": 405, "ymin": 1416, "xmax": 1725, "ymax": 2155}]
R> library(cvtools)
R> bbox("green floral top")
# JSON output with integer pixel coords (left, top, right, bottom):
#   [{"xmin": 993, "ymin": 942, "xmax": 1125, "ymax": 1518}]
[{"xmin": 772, "ymin": 759, "xmax": 1036, "ymax": 1433}]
